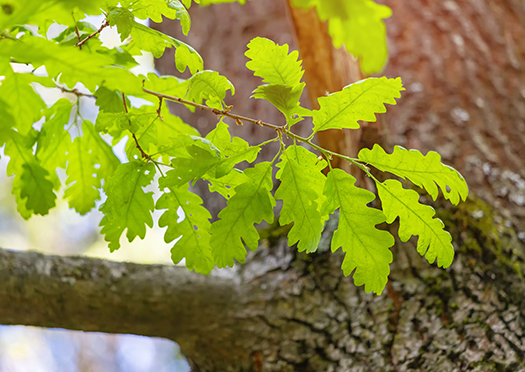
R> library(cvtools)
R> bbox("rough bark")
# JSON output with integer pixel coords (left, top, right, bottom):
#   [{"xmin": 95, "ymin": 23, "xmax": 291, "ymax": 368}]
[
  {"xmin": 2, "ymin": 200, "xmax": 525, "ymax": 371},
  {"xmin": 376, "ymin": 0, "xmax": 525, "ymax": 232}
]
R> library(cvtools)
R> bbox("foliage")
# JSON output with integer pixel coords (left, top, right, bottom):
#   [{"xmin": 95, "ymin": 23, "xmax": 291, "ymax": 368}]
[{"xmin": 0, "ymin": 0, "xmax": 468, "ymax": 294}]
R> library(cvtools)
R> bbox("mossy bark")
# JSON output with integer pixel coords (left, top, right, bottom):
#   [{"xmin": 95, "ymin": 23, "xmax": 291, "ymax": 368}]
[{"xmin": 1, "ymin": 198, "xmax": 524, "ymax": 371}]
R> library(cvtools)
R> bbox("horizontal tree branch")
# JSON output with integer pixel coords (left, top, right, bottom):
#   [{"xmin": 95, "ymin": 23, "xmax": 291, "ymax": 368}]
[{"xmin": 0, "ymin": 247, "xmax": 245, "ymax": 341}]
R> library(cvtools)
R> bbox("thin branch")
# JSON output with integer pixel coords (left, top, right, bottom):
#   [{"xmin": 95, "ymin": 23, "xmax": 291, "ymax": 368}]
[
  {"xmin": 141, "ymin": 87, "xmax": 372, "ymax": 173},
  {"xmin": 142, "ymin": 88, "xmax": 284, "ymax": 132},
  {"xmin": 75, "ymin": 19, "xmax": 109, "ymax": 48},
  {"xmin": 72, "ymin": 13, "xmax": 82, "ymax": 50},
  {"xmin": 57, "ymin": 85, "xmax": 94, "ymax": 98}
]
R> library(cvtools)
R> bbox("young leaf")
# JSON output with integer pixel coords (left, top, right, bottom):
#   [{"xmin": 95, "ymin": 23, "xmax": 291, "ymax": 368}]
[
  {"xmin": 210, "ymin": 162, "xmax": 275, "ymax": 268},
  {"xmin": 130, "ymin": 22, "xmax": 203, "ymax": 73},
  {"xmin": 5, "ymin": 131, "xmax": 56, "ymax": 217},
  {"xmin": 245, "ymin": 37, "xmax": 304, "ymax": 86},
  {"xmin": 204, "ymin": 168, "xmax": 248, "ymax": 199},
  {"xmin": 359, "ymin": 144, "xmax": 469, "ymax": 205},
  {"xmin": 83, "ymin": 120, "xmax": 121, "ymax": 181},
  {"xmin": 251, "ymin": 83, "xmax": 310, "ymax": 126},
  {"xmin": 95, "ymin": 87, "xmax": 128, "ymax": 113},
  {"xmin": 160, "ymin": 144, "xmax": 222, "ymax": 189},
  {"xmin": 136, "ymin": 0, "xmax": 191, "ymax": 35},
  {"xmin": 205, "ymin": 121, "xmax": 260, "ymax": 177},
  {"xmin": 245, "ymin": 37, "xmax": 309, "ymax": 125},
  {"xmin": 187, "ymin": 70, "xmax": 235, "ymax": 110},
  {"xmin": 377, "ymin": 179, "xmax": 454, "ymax": 268},
  {"xmin": 64, "ymin": 128, "xmax": 101, "ymax": 215},
  {"xmin": 312, "ymin": 77, "xmax": 403, "ymax": 134},
  {"xmin": 322, "ymin": 169, "xmax": 394, "ymax": 295},
  {"xmin": 99, "ymin": 161, "xmax": 155, "ymax": 251},
  {"xmin": 125, "ymin": 105, "xmax": 199, "ymax": 161},
  {"xmin": 35, "ymin": 99, "xmax": 73, "ymax": 183},
  {"xmin": 108, "ymin": 7, "xmax": 134, "ymax": 41},
  {"xmin": 156, "ymin": 185, "xmax": 214, "ymax": 274},
  {"xmin": 275, "ymin": 146, "xmax": 327, "ymax": 253},
  {"xmin": 18, "ymin": 162, "xmax": 56, "ymax": 216},
  {"xmin": 0, "ymin": 68, "xmax": 45, "ymax": 135},
  {"xmin": 293, "ymin": 0, "xmax": 392, "ymax": 75}
]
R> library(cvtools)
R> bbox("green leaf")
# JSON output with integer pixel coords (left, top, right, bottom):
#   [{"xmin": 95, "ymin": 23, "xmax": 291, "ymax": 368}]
[
  {"xmin": 126, "ymin": 105, "xmax": 199, "ymax": 161},
  {"xmin": 205, "ymin": 121, "xmax": 259, "ymax": 178},
  {"xmin": 210, "ymin": 162, "xmax": 275, "ymax": 267},
  {"xmin": 82, "ymin": 120, "xmax": 121, "ymax": 181},
  {"xmin": 130, "ymin": 22, "xmax": 203, "ymax": 73},
  {"xmin": 0, "ymin": 0, "xmax": 111, "ymax": 30},
  {"xmin": 1, "ymin": 37, "xmax": 143, "ymax": 94},
  {"xmin": 133, "ymin": 0, "xmax": 191, "ymax": 35},
  {"xmin": 35, "ymin": 99, "xmax": 73, "ymax": 184},
  {"xmin": 97, "ymin": 110, "xmax": 158, "ymax": 134},
  {"xmin": 142, "ymin": 73, "xmax": 188, "ymax": 99},
  {"xmin": 187, "ymin": 70, "xmax": 235, "ymax": 110},
  {"xmin": 204, "ymin": 168, "xmax": 248, "ymax": 199},
  {"xmin": 0, "ymin": 68, "xmax": 45, "ymax": 135},
  {"xmin": 377, "ymin": 179, "xmax": 454, "ymax": 268},
  {"xmin": 5, "ymin": 131, "xmax": 56, "ymax": 217},
  {"xmin": 156, "ymin": 185, "xmax": 214, "ymax": 274},
  {"xmin": 275, "ymin": 146, "xmax": 327, "ymax": 253},
  {"xmin": 108, "ymin": 7, "xmax": 134, "ymax": 42},
  {"xmin": 18, "ymin": 162, "xmax": 56, "ymax": 216},
  {"xmin": 160, "ymin": 143, "xmax": 222, "ymax": 188},
  {"xmin": 312, "ymin": 77, "xmax": 403, "ymax": 133},
  {"xmin": 322, "ymin": 169, "xmax": 394, "ymax": 294},
  {"xmin": 251, "ymin": 83, "xmax": 310, "ymax": 126},
  {"xmin": 293, "ymin": 0, "xmax": 392, "ymax": 74},
  {"xmin": 245, "ymin": 37, "xmax": 304, "ymax": 86},
  {"xmin": 99, "ymin": 161, "xmax": 155, "ymax": 251},
  {"xmin": 95, "ymin": 87, "xmax": 127, "ymax": 113},
  {"xmin": 359, "ymin": 145, "xmax": 469, "ymax": 205},
  {"xmin": 64, "ymin": 135, "xmax": 100, "ymax": 215}
]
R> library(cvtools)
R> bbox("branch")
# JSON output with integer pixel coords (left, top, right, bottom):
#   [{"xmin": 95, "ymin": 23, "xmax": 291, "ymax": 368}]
[
  {"xmin": 142, "ymin": 88, "xmax": 283, "ymax": 132},
  {"xmin": 142, "ymin": 87, "xmax": 368, "ymax": 170},
  {"xmin": 0, "ymin": 247, "xmax": 244, "ymax": 341},
  {"xmin": 75, "ymin": 19, "xmax": 109, "ymax": 48}
]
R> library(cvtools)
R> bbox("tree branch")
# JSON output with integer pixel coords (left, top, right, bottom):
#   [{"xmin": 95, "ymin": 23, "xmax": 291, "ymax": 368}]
[
  {"xmin": 0, "ymin": 248, "xmax": 244, "ymax": 341},
  {"xmin": 75, "ymin": 19, "xmax": 109, "ymax": 48}
]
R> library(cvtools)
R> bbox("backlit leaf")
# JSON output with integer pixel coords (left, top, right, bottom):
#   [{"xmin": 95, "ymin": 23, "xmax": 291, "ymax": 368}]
[
  {"xmin": 275, "ymin": 146, "xmax": 327, "ymax": 253},
  {"xmin": 210, "ymin": 162, "xmax": 275, "ymax": 267},
  {"xmin": 312, "ymin": 77, "xmax": 403, "ymax": 133},
  {"xmin": 377, "ymin": 179, "xmax": 454, "ymax": 268},
  {"xmin": 359, "ymin": 144, "xmax": 469, "ymax": 205},
  {"xmin": 156, "ymin": 184, "xmax": 214, "ymax": 274},
  {"xmin": 322, "ymin": 169, "xmax": 394, "ymax": 294},
  {"xmin": 99, "ymin": 161, "xmax": 155, "ymax": 251}
]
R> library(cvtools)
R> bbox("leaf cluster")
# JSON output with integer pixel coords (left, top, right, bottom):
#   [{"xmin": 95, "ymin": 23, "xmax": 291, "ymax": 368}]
[{"xmin": 0, "ymin": 0, "xmax": 468, "ymax": 294}]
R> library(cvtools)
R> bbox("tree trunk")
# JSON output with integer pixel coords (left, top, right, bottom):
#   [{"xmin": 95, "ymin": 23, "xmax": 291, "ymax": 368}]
[{"xmin": 2, "ymin": 0, "xmax": 525, "ymax": 371}]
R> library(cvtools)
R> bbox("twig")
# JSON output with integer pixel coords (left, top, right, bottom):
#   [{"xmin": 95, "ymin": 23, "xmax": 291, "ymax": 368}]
[
  {"xmin": 141, "ymin": 87, "xmax": 372, "ymax": 173},
  {"xmin": 156, "ymin": 97, "xmax": 163, "ymax": 121},
  {"xmin": 122, "ymin": 92, "xmax": 151, "ymax": 160},
  {"xmin": 75, "ymin": 19, "xmax": 109, "ymax": 48},
  {"xmin": 142, "ymin": 88, "xmax": 284, "ymax": 132},
  {"xmin": 57, "ymin": 85, "xmax": 94, "ymax": 98},
  {"xmin": 72, "ymin": 14, "xmax": 82, "ymax": 50}
]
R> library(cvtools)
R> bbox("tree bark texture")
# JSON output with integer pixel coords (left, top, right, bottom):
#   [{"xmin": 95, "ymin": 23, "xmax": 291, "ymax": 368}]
[
  {"xmin": 376, "ymin": 0, "xmax": 525, "ymax": 232},
  {"xmin": 1, "ymin": 0, "xmax": 525, "ymax": 371},
  {"xmin": 1, "ymin": 200, "xmax": 525, "ymax": 371}
]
